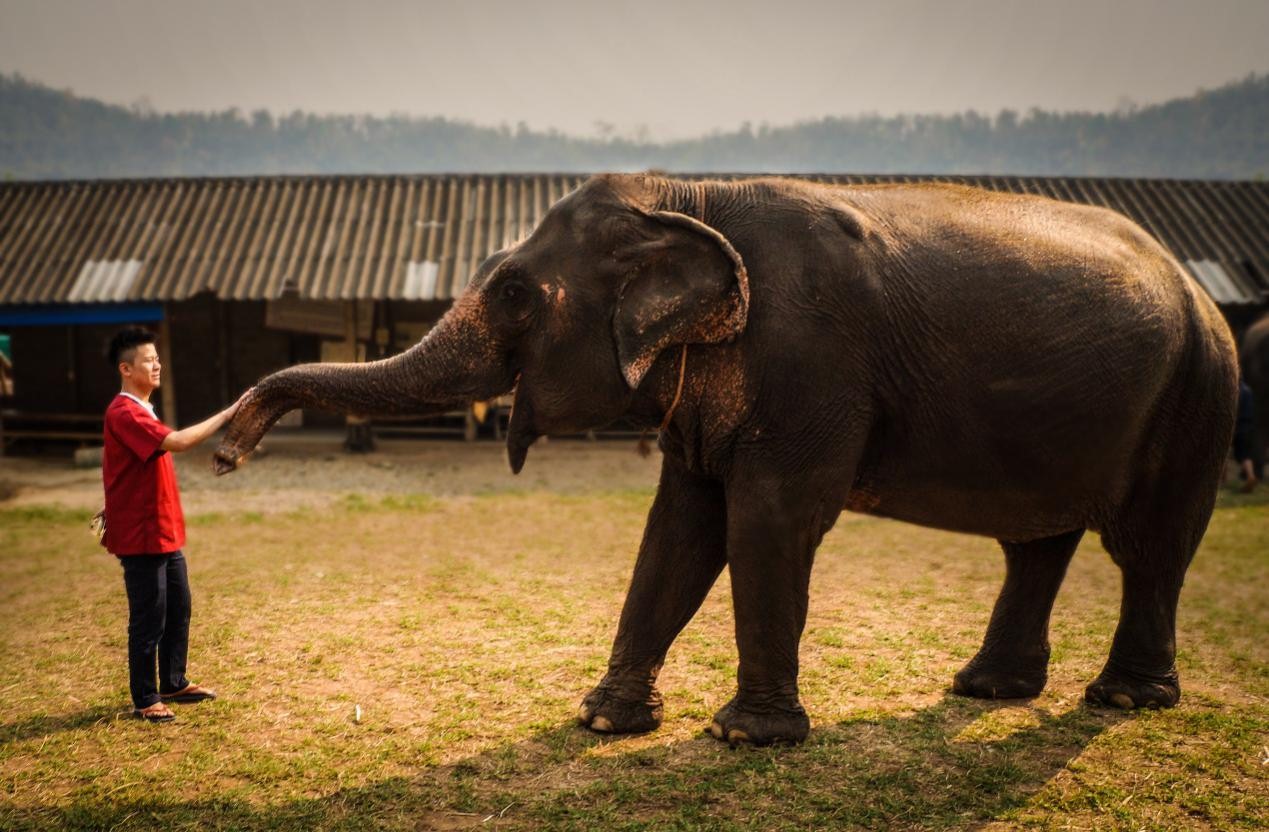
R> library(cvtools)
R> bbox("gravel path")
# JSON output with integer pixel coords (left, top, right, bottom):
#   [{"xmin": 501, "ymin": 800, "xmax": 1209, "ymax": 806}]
[{"xmin": 0, "ymin": 431, "xmax": 662, "ymax": 514}]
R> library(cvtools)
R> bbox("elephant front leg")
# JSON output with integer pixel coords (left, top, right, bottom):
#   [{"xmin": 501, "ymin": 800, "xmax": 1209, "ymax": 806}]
[
  {"xmin": 710, "ymin": 480, "xmax": 844, "ymax": 746},
  {"xmin": 578, "ymin": 456, "xmax": 727, "ymax": 735}
]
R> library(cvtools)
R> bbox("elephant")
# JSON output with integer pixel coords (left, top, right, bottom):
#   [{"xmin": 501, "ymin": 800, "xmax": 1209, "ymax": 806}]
[
  {"xmin": 213, "ymin": 174, "xmax": 1239, "ymax": 746},
  {"xmin": 1240, "ymin": 312, "xmax": 1269, "ymax": 477}
]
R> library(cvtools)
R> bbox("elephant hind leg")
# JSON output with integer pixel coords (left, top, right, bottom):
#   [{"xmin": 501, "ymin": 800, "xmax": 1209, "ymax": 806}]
[
  {"xmin": 1086, "ymin": 482, "xmax": 1218, "ymax": 710},
  {"xmin": 953, "ymin": 529, "xmax": 1083, "ymax": 700},
  {"xmin": 1087, "ymin": 403, "xmax": 1229, "ymax": 710},
  {"xmin": 1085, "ymin": 524, "xmax": 1197, "ymax": 710}
]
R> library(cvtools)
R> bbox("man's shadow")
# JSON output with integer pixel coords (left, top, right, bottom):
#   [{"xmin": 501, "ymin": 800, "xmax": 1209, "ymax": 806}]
[{"xmin": 8, "ymin": 693, "xmax": 1129, "ymax": 829}]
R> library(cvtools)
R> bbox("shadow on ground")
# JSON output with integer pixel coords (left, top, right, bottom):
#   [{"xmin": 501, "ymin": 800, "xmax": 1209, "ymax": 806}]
[
  {"xmin": 5, "ymin": 693, "xmax": 1129, "ymax": 830},
  {"xmin": 0, "ymin": 706, "xmax": 124, "ymax": 744}
]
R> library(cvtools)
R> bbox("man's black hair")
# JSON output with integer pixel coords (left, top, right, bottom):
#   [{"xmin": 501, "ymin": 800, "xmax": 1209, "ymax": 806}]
[{"xmin": 107, "ymin": 327, "xmax": 157, "ymax": 368}]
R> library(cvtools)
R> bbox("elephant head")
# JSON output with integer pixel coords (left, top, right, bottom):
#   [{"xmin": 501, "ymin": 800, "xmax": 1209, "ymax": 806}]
[{"xmin": 212, "ymin": 175, "xmax": 750, "ymax": 475}]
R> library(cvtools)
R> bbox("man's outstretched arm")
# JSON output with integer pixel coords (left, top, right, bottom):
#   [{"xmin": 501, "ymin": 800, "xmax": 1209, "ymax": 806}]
[{"xmin": 161, "ymin": 391, "xmax": 250, "ymax": 453}]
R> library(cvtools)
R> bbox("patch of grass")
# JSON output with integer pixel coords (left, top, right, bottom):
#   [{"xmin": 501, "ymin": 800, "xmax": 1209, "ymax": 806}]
[
  {"xmin": 379, "ymin": 493, "xmax": 438, "ymax": 512},
  {"xmin": 186, "ymin": 510, "xmax": 264, "ymax": 527},
  {"xmin": 0, "ymin": 504, "xmax": 91, "ymax": 524},
  {"xmin": 0, "ymin": 492, "xmax": 1265, "ymax": 830}
]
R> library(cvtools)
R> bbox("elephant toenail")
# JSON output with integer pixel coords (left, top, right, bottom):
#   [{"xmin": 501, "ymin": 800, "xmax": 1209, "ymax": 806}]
[
  {"xmin": 590, "ymin": 716, "xmax": 614, "ymax": 732},
  {"xmin": 726, "ymin": 729, "xmax": 750, "ymax": 744},
  {"xmin": 577, "ymin": 705, "xmax": 592, "ymax": 723},
  {"xmin": 709, "ymin": 721, "xmax": 725, "ymax": 739},
  {"xmin": 1109, "ymin": 693, "xmax": 1135, "ymax": 709}
]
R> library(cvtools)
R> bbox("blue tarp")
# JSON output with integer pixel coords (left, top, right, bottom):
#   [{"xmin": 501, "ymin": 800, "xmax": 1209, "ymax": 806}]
[{"xmin": 0, "ymin": 303, "xmax": 164, "ymax": 326}]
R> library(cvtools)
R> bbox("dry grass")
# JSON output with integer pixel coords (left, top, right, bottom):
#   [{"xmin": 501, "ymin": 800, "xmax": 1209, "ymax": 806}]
[{"xmin": 0, "ymin": 479, "xmax": 1265, "ymax": 830}]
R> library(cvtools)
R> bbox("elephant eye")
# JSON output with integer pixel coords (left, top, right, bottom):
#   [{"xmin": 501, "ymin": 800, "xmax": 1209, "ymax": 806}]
[{"xmin": 494, "ymin": 278, "xmax": 535, "ymax": 324}]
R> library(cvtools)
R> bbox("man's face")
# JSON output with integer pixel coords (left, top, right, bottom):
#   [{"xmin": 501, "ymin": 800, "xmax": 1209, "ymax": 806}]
[{"xmin": 119, "ymin": 343, "xmax": 161, "ymax": 392}]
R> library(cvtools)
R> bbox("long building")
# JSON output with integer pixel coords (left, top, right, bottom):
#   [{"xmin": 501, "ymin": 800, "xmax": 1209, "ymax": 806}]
[{"xmin": 1, "ymin": 173, "xmax": 1266, "ymax": 446}]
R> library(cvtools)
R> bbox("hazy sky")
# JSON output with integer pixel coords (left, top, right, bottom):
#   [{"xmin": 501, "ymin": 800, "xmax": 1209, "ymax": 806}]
[{"xmin": 2, "ymin": 0, "xmax": 1266, "ymax": 139}]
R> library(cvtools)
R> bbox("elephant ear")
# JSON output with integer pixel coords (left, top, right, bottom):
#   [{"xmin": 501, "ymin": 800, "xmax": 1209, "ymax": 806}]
[{"xmin": 612, "ymin": 211, "xmax": 750, "ymax": 388}]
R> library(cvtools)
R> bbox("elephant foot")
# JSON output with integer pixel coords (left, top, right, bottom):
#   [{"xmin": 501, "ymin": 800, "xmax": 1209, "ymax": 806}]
[
  {"xmin": 952, "ymin": 652, "xmax": 1048, "ymax": 700},
  {"xmin": 577, "ymin": 677, "xmax": 663, "ymax": 735},
  {"xmin": 708, "ymin": 696, "xmax": 810, "ymax": 747},
  {"xmin": 1085, "ymin": 667, "xmax": 1180, "ymax": 710}
]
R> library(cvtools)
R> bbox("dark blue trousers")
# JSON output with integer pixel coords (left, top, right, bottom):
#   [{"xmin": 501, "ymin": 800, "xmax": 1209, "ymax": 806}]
[{"xmin": 119, "ymin": 551, "xmax": 191, "ymax": 709}]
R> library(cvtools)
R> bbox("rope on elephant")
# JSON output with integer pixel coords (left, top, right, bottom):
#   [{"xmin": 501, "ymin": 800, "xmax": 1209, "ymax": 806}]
[
  {"xmin": 636, "ymin": 344, "xmax": 689, "ymax": 457},
  {"xmin": 663, "ymin": 344, "xmax": 689, "ymax": 430}
]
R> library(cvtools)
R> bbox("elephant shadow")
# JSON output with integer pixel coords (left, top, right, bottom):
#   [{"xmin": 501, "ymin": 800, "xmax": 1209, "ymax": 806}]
[{"xmin": 13, "ymin": 693, "xmax": 1128, "ymax": 829}]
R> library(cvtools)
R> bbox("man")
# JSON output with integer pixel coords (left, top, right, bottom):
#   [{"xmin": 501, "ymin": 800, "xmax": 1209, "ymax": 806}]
[
  {"xmin": 103, "ymin": 327, "xmax": 247, "ymax": 722},
  {"xmin": 1234, "ymin": 378, "xmax": 1259, "ymax": 493}
]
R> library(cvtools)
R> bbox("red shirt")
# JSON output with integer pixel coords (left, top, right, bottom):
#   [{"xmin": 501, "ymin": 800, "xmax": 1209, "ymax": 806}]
[{"xmin": 102, "ymin": 394, "xmax": 186, "ymax": 555}]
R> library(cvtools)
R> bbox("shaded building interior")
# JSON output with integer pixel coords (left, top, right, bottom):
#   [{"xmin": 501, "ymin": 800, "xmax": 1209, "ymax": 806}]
[{"xmin": 1, "ymin": 173, "xmax": 1267, "ymax": 452}]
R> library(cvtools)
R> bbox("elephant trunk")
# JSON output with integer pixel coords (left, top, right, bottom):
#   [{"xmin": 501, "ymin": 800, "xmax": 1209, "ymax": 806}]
[{"xmin": 213, "ymin": 298, "xmax": 509, "ymax": 474}]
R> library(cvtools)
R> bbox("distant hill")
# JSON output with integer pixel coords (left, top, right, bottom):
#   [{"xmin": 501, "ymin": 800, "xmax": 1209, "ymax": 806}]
[{"xmin": 1, "ymin": 72, "xmax": 1266, "ymax": 180}]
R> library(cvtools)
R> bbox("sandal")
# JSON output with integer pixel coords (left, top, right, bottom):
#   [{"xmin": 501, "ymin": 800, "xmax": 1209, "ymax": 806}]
[
  {"xmin": 160, "ymin": 683, "xmax": 218, "ymax": 703},
  {"xmin": 134, "ymin": 702, "xmax": 176, "ymax": 723}
]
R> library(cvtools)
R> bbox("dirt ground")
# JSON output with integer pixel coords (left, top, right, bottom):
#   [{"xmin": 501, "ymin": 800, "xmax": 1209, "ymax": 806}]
[
  {"xmin": 0, "ymin": 431, "xmax": 663, "ymax": 513},
  {"xmin": 1, "ymin": 432, "xmax": 1265, "ymax": 829}
]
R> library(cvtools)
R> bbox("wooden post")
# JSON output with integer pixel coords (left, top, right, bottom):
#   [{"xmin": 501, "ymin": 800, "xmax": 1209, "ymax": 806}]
[{"xmin": 158, "ymin": 311, "xmax": 178, "ymax": 427}]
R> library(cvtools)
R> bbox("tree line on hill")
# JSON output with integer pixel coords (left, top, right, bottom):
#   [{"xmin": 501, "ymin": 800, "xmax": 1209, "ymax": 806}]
[{"xmin": 0, "ymin": 72, "xmax": 1265, "ymax": 180}]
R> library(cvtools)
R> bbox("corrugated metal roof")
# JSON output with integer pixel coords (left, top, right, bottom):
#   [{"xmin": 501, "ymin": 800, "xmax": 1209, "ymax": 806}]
[{"xmin": 1, "ymin": 173, "xmax": 1266, "ymax": 306}]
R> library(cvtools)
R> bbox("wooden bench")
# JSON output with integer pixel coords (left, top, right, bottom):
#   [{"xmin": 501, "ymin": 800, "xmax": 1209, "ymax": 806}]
[{"xmin": 0, "ymin": 409, "xmax": 104, "ymax": 454}]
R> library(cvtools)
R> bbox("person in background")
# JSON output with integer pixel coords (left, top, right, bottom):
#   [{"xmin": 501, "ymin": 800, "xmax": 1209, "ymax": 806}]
[
  {"xmin": 103, "ymin": 326, "xmax": 248, "ymax": 722},
  {"xmin": 1233, "ymin": 378, "xmax": 1258, "ymax": 494}
]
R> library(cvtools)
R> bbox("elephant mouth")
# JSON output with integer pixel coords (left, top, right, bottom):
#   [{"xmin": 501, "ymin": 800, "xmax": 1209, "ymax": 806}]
[{"xmin": 505, "ymin": 379, "xmax": 539, "ymax": 474}]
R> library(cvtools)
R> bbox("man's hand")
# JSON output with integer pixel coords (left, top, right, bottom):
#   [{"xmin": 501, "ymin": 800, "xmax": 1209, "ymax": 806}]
[
  {"xmin": 224, "ymin": 388, "xmax": 253, "ymax": 421},
  {"xmin": 162, "ymin": 388, "xmax": 255, "ymax": 453}
]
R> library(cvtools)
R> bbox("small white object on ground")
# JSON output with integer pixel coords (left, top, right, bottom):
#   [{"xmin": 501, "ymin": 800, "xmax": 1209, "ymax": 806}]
[{"xmin": 354, "ymin": 704, "xmax": 362, "ymax": 723}]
